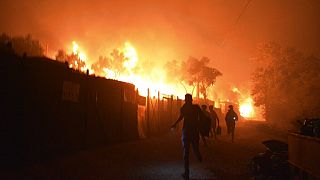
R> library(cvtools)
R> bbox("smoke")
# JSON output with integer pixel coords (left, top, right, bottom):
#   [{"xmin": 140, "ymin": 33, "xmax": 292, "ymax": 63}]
[
  {"xmin": 1, "ymin": 0, "xmax": 320, "ymax": 120},
  {"xmin": 251, "ymin": 41, "xmax": 320, "ymax": 128},
  {"xmin": 1, "ymin": 0, "xmax": 320, "ymax": 85}
]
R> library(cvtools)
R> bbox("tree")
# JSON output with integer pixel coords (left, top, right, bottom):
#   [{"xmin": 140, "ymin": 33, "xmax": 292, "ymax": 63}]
[
  {"xmin": 164, "ymin": 59, "xmax": 189, "ymax": 92},
  {"xmin": 0, "ymin": 33, "xmax": 44, "ymax": 57},
  {"xmin": 182, "ymin": 56, "xmax": 222, "ymax": 100},
  {"xmin": 198, "ymin": 65, "xmax": 222, "ymax": 100},
  {"xmin": 165, "ymin": 56, "xmax": 222, "ymax": 100},
  {"xmin": 55, "ymin": 49, "xmax": 86, "ymax": 71},
  {"xmin": 251, "ymin": 41, "xmax": 320, "ymax": 127},
  {"xmin": 55, "ymin": 49, "xmax": 67, "ymax": 62},
  {"xmin": 90, "ymin": 49, "xmax": 133, "ymax": 78}
]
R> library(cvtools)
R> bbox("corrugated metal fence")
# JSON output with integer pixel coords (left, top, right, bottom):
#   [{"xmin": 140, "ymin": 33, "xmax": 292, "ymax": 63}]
[{"xmin": 0, "ymin": 54, "xmax": 138, "ymax": 163}]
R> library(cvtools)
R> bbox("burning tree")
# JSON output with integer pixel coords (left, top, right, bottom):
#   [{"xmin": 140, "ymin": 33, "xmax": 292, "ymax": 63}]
[
  {"xmin": 91, "ymin": 49, "xmax": 127, "ymax": 79},
  {"xmin": 91, "ymin": 42, "xmax": 139, "ymax": 79},
  {"xmin": 251, "ymin": 42, "xmax": 320, "ymax": 127},
  {"xmin": 55, "ymin": 41, "xmax": 88, "ymax": 71},
  {"xmin": 165, "ymin": 56, "xmax": 222, "ymax": 100},
  {"xmin": 55, "ymin": 49, "xmax": 86, "ymax": 71}
]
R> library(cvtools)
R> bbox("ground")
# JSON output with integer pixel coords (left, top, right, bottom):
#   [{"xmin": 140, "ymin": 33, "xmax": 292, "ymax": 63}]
[{"xmin": 0, "ymin": 121, "xmax": 287, "ymax": 180}]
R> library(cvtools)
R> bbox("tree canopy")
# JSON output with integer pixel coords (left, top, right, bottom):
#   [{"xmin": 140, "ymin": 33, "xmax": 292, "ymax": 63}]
[
  {"xmin": 55, "ymin": 49, "xmax": 86, "ymax": 71},
  {"xmin": 251, "ymin": 42, "xmax": 320, "ymax": 127},
  {"xmin": 91, "ymin": 49, "xmax": 128, "ymax": 78},
  {"xmin": 165, "ymin": 56, "xmax": 222, "ymax": 99}
]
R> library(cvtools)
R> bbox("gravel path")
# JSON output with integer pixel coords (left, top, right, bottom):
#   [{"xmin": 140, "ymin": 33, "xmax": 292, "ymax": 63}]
[{"xmin": 0, "ymin": 121, "xmax": 286, "ymax": 180}]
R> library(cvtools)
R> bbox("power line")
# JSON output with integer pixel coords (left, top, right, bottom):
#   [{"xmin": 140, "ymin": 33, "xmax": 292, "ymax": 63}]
[
  {"xmin": 221, "ymin": 0, "xmax": 254, "ymax": 46},
  {"xmin": 235, "ymin": 0, "xmax": 253, "ymax": 27}
]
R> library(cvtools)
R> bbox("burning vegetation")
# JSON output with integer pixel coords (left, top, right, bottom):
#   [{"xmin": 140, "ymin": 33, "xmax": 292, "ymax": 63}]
[
  {"xmin": 1, "ymin": 33, "xmax": 283, "ymax": 120},
  {"xmin": 52, "ymin": 40, "xmax": 261, "ymax": 119},
  {"xmin": 165, "ymin": 56, "xmax": 222, "ymax": 100},
  {"xmin": 56, "ymin": 41, "xmax": 89, "ymax": 72}
]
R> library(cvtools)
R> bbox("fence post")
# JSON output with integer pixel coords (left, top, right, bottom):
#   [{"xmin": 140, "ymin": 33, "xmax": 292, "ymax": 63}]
[
  {"xmin": 157, "ymin": 91, "xmax": 160, "ymax": 134},
  {"xmin": 170, "ymin": 95, "xmax": 173, "ymax": 124},
  {"xmin": 147, "ymin": 88, "xmax": 150, "ymax": 136}
]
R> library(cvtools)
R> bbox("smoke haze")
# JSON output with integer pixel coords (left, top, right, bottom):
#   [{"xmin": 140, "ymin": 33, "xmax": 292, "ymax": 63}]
[{"xmin": 1, "ymin": 0, "xmax": 320, "ymax": 87}]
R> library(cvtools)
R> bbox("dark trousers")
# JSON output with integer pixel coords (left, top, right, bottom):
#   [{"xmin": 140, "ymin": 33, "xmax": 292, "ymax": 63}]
[
  {"xmin": 226, "ymin": 121, "xmax": 236, "ymax": 142},
  {"xmin": 182, "ymin": 130, "xmax": 202, "ymax": 175}
]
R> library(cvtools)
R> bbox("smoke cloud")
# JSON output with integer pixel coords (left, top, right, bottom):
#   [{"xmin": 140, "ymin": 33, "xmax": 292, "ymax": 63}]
[{"xmin": 1, "ymin": 0, "xmax": 320, "ymax": 98}]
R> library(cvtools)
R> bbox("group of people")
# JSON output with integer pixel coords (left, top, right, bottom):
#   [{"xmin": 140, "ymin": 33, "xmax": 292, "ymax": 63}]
[
  {"xmin": 171, "ymin": 94, "xmax": 238, "ymax": 180},
  {"xmin": 199, "ymin": 104, "xmax": 220, "ymax": 146}
]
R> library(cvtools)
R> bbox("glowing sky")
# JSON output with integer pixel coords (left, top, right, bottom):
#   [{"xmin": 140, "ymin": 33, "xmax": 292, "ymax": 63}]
[{"xmin": 1, "ymin": 0, "xmax": 320, "ymax": 87}]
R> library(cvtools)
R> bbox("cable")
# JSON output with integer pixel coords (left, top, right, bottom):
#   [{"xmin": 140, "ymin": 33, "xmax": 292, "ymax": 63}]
[{"xmin": 221, "ymin": 0, "xmax": 254, "ymax": 46}]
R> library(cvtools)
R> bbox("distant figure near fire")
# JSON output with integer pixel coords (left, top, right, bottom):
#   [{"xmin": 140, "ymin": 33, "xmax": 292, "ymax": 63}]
[
  {"xmin": 209, "ymin": 105, "xmax": 220, "ymax": 139},
  {"xmin": 171, "ymin": 94, "xmax": 202, "ymax": 180},
  {"xmin": 225, "ymin": 105, "xmax": 238, "ymax": 142}
]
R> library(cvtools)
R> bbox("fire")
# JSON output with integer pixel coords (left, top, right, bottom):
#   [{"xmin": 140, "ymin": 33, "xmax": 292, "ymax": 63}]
[
  {"xmin": 68, "ymin": 41, "xmax": 93, "ymax": 73},
  {"xmin": 231, "ymin": 86, "xmax": 256, "ymax": 119},
  {"xmin": 99, "ymin": 42, "xmax": 185, "ymax": 97},
  {"xmin": 239, "ymin": 97, "xmax": 254, "ymax": 118},
  {"xmin": 65, "ymin": 40, "xmax": 261, "ymax": 120},
  {"xmin": 232, "ymin": 87, "xmax": 240, "ymax": 93},
  {"xmin": 72, "ymin": 41, "xmax": 79, "ymax": 54},
  {"xmin": 123, "ymin": 42, "xmax": 138, "ymax": 70},
  {"xmin": 72, "ymin": 41, "xmax": 87, "ymax": 62}
]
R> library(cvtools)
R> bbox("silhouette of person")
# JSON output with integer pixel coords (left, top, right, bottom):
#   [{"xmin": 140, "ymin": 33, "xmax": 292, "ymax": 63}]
[
  {"xmin": 200, "ymin": 105, "xmax": 211, "ymax": 146},
  {"xmin": 225, "ymin": 105, "xmax": 238, "ymax": 142},
  {"xmin": 171, "ymin": 94, "xmax": 202, "ymax": 180},
  {"xmin": 209, "ymin": 105, "xmax": 220, "ymax": 139}
]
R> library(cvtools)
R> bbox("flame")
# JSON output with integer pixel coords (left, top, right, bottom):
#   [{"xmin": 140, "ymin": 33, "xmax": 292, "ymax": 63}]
[
  {"xmin": 231, "ymin": 86, "xmax": 257, "ymax": 119},
  {"xmin": 103, "ymin": 68, "xmax": 116, "ymax": 79},
  {"xmin": 68, "ymin": 41, "xmax": 94, "ymax": 73},
  {"xmin": 239, "ymin": 97, "xmax": 254, "ymax": 118},
  {"xmin": 72, "ymin": 41, "xmax": 79, "ymax": 54},
  {"xmin": 72, "ymin": 41, "xmax": 87, "ymax": 62},
  {"xmin": 123, "ymin": 42, "xmax": 138, "ymax": 70},
  {"xmin": 66, "ymin": 41, "xmax": 258, "ymax": 115},
  {"xmin": 232, "ymin": 87, "xmax": 240, "ymax": 93},
  {"xmin": 99, "ymin": 42, "xmax": 186, "ymax": 97},
  {"xmin": 64, "ymin": 40, "xmax": 263, "ymax": 120}
]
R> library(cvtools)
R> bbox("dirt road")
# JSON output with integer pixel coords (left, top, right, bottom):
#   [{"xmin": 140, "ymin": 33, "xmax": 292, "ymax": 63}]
[{"xmin": 0, "ymin": 121, "xmax": 287, "ymax": 180}]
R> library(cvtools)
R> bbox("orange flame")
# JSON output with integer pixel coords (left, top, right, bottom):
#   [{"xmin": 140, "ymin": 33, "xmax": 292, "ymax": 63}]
[
  {"xmin": 65, "ymin": 40, "xmax": 261, "ymax": 120},
  {"xmin": 69, "ymin": 41, "xmax": 94, "ymax": 73},
  {"xmin": 99, "ymin": 42, "xmax": 185, "ymax": 97},
  {"xmin": 231, "ymin": 86, "xmax": 256, "ymax": 119},
  {"xmin": 72, "ymin": 41, "xmax": 87, "ymax": 62},
  {"xmin": 239, "ymin": 97, "xmax": 254, "ymax": 118}
]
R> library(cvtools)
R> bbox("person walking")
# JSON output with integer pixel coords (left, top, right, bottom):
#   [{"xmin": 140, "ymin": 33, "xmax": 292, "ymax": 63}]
[
  {"xmin": 171, "ymin": 94, "xmax": 202, "ymax": 180},
  {"xmin": 225, "ymin": 105, "xmax": 238, "ymax": 142},
  {"xmin": 209, "ymin": 105, "xmax": 220, "ymax": 139},
  {"xmin": 200, "ymin": 105, "xmax": 211, "ymax": 146}
]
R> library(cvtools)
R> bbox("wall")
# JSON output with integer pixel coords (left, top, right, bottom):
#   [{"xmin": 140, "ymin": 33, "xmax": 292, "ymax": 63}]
[{"xmin": 0, "ymin": 53, "xmax": 138, "ymax": 164}]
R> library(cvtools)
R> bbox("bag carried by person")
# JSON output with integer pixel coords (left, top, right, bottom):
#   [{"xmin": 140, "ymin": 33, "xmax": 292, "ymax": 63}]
[{"xmin": 216, "ymin": 126, "xmax": 221, "ymax": 135}]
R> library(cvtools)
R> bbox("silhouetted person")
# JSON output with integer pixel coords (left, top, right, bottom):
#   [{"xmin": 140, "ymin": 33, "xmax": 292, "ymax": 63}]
[
  {"xmin": 200, "ymin": 105, "xmax": 211, "ymax": 146},
  {"xmin": 225, "ymin": 105, "xmax": 238, "ymax": 142},
  {"xmin": 209, "ymin": 105, "xmax": 220, "ymax": 139},
  {"xmin": 171, "ymin": 94, "xmax": 202, "ymax": 180}
]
